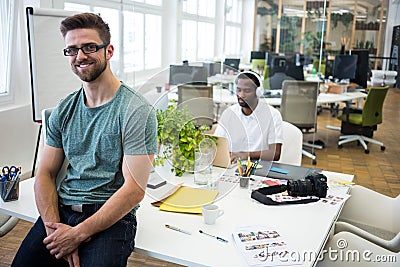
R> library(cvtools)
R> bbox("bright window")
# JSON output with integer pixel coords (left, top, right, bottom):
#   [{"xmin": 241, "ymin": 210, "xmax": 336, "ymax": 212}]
[
  {"xmin": 64, "ymin": 0, "xmax": 162, "ymax": 85},
  {"xmin": 225, "ymin": 25, "xmax": 241, "ymax": 56},
  {"xmin": 182, "ymin": 0, "xmax": 197, "ymax": 15},
  {"xmin": 64, "ymin": 3, "xmax": 90, "ymax": 12},
  {"xmin": 144, "ymin": 14, "xmax": 161, "ymax": 69},
  {"xmin": 0, "ymin": 0, "xmax": 13, "ymax": 97},
  {"xmin": 93, "ymin": 7, "xmax": 120, "ymax": 68},
  {"xmin": 181, "ymin": 0, "xmax": 216, "ymax": 61},
  {"xmin": 225, "ymin": 0, "xmax": 242, "ymax": 23},
  {"xmin": 123, "ymin": 10, "xmax": 138, "ymax": 73},
  {"xmin": 134, "ymin": 0, "xmax": 161, "ymax": 5},
  {"xmin": 198, "ymin": 22, "xmax": 215, "ymax": 60},
  {"xmin": 224, "ymin": 0, "xmax": 242, "ymax": 56},
  {"xmin": 198, "ymin": 0, "xmax": 216, "ymax": 18}
]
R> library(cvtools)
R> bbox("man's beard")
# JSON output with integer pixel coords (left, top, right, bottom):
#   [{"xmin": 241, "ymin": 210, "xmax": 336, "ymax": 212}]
[
  {"xmin": 72, "ymin": 59, "xmax": 107, "ymax": 82},
  {"xmin": 239, "ymin": 100, "xmax": 250, "ymax": 108}
]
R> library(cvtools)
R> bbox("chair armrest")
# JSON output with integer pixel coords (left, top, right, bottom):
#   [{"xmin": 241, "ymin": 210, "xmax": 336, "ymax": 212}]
[
  {"xmin": 339, "ymin": 185, "xmax": 400, "ymax": 233},
  {"xmin": 319, "ymin": 231, "xmax": 400, "ymax": 266},
  {"xmin": 335, "ymin": 221, "xmax": 400, "ymax": 253},
  {"xmin": 341, "ymin": 107, "xmax": 362, "ymax": 115},
  {"xmin": 340, "ymin": 106, "xmax": 362, "ymax": 121}
]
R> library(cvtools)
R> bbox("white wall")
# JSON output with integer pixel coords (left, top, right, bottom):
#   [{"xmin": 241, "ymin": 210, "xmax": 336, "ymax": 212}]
[{"xmin": 0, "ymin": 0, "xmax": 40, "ymax": 175}]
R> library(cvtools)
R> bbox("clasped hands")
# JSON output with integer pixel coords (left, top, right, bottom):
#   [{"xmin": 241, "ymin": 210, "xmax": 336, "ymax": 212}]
[{"xmin": 43, "ymin": 222, "xmax": 90, "ymax": 267}]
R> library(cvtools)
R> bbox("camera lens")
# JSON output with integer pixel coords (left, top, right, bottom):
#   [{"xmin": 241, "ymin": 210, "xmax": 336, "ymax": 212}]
[
  {"xmin": 287, "ymin": 174, "xmax": 327, "ymax": 198},
  {"xmin": 287, "ymin": 180, "xmax": 314, "ymax": 197}
]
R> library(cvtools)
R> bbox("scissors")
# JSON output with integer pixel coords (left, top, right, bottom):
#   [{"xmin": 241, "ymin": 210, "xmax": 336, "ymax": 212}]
[{"xmin": 1, "ymin": 166, "xmax": 19, "ymax": 181}]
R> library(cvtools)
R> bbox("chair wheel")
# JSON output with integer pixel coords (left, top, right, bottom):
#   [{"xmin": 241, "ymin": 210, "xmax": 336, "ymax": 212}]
[
  {"xmin": 338, "ymin": 145, "xmax": 343, "ymax": 149},
  {"xmin": 312, "ymin": 159, "xmax": 317, "ymax": 165},
  {"xmin": 364, "ymin": 149, "xmax": 370, "ymax": 154},
  {"xmin": 381, "ymin": 146, "xmax": 386, "ymax": 151}
]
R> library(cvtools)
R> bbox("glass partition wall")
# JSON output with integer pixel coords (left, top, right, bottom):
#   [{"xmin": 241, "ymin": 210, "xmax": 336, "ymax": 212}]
[
  {"xmin": 255, "ymin": 0, "xmax": 387, "ymax": 165},
  {"xmin": 256, "ymin": 0, "xmax": 387, "ymax": 69}
]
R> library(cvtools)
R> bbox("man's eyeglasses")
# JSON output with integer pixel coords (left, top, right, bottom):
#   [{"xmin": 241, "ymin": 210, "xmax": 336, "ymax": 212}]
[{"xmin": 63, "ymin": 43, "xmax": 109, "ymax": 56}]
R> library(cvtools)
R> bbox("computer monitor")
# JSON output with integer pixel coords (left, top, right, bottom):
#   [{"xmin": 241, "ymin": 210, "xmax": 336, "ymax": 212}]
[
  {"xmin": 169, "ymin": 65, "xmax": 208, "ymax": 85},
  {"xmin": 269, "ymin": 55, "xmax": 290, "ymax": 76},
  {"xmin": 265, "ymin": 52, "xmax": 279, "ymax": 66},
  {"xmin": 332, "ymin": 55, "xmax": 358, "ymax": 80},
  {"xmin": 203, "ymin": 61, "xmax": 221, "ymax": 76},
  {"xmin": 292, "ymin": 53, "xmax": 311, "ymax": 66},
  {"xmin": 348, "ymin": 49, "xmax": 369, "ymax": 88},
  {"xmin": 286, "ymin": 64, "xmax": 304, "ymax": 81},
  {"xmin": 223, "ymin": 58, "xmax": 240, "ymax": 72},
  {"xmin": 250, "ymin": 51, "xmax": 266, "ymax": 62},
  {"xmin": 325, "ymin": 59, "xmax": 334, "ymax": 78},
  {"xmin": 269, "ymin": 55, "xmax": 304, "ymax": 84}
]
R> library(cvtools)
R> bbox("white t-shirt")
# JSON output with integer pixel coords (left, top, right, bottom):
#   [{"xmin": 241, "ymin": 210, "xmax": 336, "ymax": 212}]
[{"xmin": 214, "ymin": 100, "xmax": 283, "ymax": 152}]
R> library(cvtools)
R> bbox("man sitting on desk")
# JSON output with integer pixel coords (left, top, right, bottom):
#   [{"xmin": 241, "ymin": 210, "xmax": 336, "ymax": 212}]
[
  {"xmin": 12, "ymin": 13, "xmax": 157, "ymax": 267},
  {"xmin": 214, "ymin": 71, "xmax": 283, "ymax": 161}
]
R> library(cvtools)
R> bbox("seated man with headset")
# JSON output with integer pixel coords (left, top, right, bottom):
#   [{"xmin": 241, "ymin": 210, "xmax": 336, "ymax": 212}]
[{"xmin": 214, "ymin": 71, "xmax": 283, "ymax": 161}]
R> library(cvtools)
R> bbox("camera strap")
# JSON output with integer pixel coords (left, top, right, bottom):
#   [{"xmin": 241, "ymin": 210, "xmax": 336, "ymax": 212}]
[{"xmin": 251, "ymin": 187, "xmax": 321, "ymax": 205}]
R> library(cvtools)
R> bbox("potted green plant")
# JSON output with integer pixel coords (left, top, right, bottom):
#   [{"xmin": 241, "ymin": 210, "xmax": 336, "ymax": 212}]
[{"xmin": 154, "ymin": 105, "xmax": 212, "ymax": 177}]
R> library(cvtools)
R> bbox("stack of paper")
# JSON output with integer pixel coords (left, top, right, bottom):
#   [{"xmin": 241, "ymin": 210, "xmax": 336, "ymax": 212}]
[
  {"xmin": 154, "ymin": 186, "xmax": 219, "ymax": 214},
  {"xmin": 232, "ymin": 225, "xmax": 302, "ymax": 266}
]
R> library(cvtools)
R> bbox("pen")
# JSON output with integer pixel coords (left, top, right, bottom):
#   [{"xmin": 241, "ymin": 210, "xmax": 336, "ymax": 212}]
[
  {"xmin": 165, "ymin": 224, "xmax": 192, "ymax": 235},
  {"xmin": 199, "ymin": 230, "xmax": 228, "ymax": 243}
]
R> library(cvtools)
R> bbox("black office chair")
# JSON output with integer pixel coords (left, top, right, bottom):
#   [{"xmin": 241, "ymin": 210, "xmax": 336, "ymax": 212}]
[
  {"xmin": 269, "ymin": 56, "xmax": 295, "ymax": 89},
  {"xmin": 337, "ymin": 86, "xmax": 389, "ymax": 154}
]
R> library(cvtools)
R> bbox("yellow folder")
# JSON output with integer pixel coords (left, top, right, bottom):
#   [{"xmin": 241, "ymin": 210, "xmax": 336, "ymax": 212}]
[{"xmin": 159, "ymin": 187, "xmax": 219, "ymax": 214}]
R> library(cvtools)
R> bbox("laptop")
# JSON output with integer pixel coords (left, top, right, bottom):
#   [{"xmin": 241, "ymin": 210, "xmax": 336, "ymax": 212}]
[
  {"xmin": 210, "ymin": 135, "xmax": 236, "ymax": 168},
  {"xmin": 254, "ymin": 161, "xmax": 322, "ymax": 180}
]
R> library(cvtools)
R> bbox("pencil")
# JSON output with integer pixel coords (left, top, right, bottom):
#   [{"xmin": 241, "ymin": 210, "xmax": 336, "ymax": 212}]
[
  {"xmin": 237, "ymin": 160, "xmax": 243, "ymax": 176},
  {"xmin": 246, "ymin": 155, "xmax": 251, "ymax": 174},
  {"xmin": 250, "ymin": 160, "xmax": 259, "ymax": 175}
]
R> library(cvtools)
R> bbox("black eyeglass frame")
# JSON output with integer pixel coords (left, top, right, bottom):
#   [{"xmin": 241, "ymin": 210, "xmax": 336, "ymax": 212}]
[{"xmin": 63, "ymin": 43, "xmax": 109, "ymax": 56}]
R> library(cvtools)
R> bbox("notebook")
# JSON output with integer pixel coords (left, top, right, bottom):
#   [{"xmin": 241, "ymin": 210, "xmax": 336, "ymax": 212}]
[
  {"xmin": 210, "ymin": 135, "xmax": 236, "ymax": 168},
  {"xmin": 158, "ymin": 187, "xmax": 219, "ymax": 214}
]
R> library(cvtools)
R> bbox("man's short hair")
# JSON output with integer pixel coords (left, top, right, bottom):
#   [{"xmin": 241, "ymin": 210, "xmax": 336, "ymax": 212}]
[
  {"xmin": 235, "ymin": 72, "xmax": 260, "ymax": 88},
  {"xmin": 60, "ymin": 13, "xmax": 111, "ymax": 44}
]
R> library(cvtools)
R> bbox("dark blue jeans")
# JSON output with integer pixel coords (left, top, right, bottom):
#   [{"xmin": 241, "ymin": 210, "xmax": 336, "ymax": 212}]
[{"xmin": 11, "ymin": 205, "xmax": 137, "ymax": 267}]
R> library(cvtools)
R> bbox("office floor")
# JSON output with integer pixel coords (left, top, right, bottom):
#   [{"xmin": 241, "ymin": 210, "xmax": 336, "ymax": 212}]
[{"xmin": 1, "ymin": 88, "xmax": 399, "ymax": 267}]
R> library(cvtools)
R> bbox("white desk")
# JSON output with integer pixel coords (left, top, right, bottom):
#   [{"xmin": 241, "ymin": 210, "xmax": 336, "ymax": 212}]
[
  {"xmin": 0, "ymin": 178, "xmax": 39, "ymax": 222},
  {"xmin": 213, "ymin": 87, "xmax": 366, "ymax": 107},
  {"xmin": 0, "ymin": 169, "xmax": 353, "ymax": 267}
]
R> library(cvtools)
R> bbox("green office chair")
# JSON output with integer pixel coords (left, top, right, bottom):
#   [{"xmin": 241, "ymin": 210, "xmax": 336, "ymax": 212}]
[
  {"xmin": 251, "ymin": 59, "xmax": 266, "ymax": 74},
  {"xmin": 263, "ymin": 65, "xmax": 270, "ymax": 90},
  {"xmin": 313, "ymin": 59, "xmax": 326, "ymax": 75},
  {"xmin": 337, "ymin": 86, "xmax": 389, "ymax": 154}
]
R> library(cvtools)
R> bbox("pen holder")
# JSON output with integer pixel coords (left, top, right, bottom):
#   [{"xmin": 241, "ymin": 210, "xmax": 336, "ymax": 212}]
[
  {"xmin": 1, "ymin": 176, "xmax": 20, "ymax": 202},
  {"xmin": 239, "ymin": 175, "xmax": 250, "ymax": 189}
]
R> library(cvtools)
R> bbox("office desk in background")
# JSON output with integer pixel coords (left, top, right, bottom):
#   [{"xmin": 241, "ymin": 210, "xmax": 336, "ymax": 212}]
[
  {"xmin": 213, "ymin": 87, "xmax": 367, "ymax": 107},
  {"xmin": 0, "ymin": 167, "xmax": 354, "ymax": 267},
  {"xmin": 142, "ymin": 87, "xmax": 366, "ymax": 123}
]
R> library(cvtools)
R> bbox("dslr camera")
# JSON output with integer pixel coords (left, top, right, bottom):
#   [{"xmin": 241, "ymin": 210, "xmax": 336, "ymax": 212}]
[
  {"xmin": 287, "ymin": 173, "xmax": 328, "ymax": 198},
  {"xmin": 251, "ymin": 173, "xmax": 328, "ymax": 205}
]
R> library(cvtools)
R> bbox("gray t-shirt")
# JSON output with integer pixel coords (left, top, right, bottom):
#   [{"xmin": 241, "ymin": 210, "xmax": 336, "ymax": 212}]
[{"xmin": 46, "ymin": 83, "xmax": 158, "ymax": 206}]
